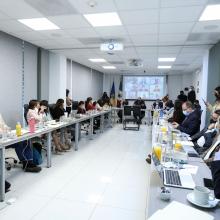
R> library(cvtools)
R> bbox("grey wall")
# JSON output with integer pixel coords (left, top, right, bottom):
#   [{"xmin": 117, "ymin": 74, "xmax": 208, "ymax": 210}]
[
  {"xmin": 71, "ymin": 61, "xmax": 103, "ymax": 101},
  {"xmin": 207, "ymin": 41, "xmax": 220, "ymax": 105},
  {"xmin": 0, "ymin": 31, "xmax": 38, "ymax": 127}
]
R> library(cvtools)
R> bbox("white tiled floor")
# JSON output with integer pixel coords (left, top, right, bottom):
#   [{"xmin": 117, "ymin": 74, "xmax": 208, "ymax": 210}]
[{"xmin": 0, "ymin": 124, "xmax": 152, "ymax": 220}]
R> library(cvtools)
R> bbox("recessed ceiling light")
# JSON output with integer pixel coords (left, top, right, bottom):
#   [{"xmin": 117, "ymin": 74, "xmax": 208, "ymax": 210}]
[
  {"xmin": 199, "ymin": 4, "xmax": 220, "ymax": 21},
  {"xmin": 158, "ymin": 57, "xmax": 176, "ymax": 62},
  {"xmin": 18, "ymin": 18, "xmax": 60, "ymax": 30},
  {"xmin": 83, "ymin": 12, "xmax": 122, "ymax": 27},
  {"xmin": 158, "ymin": 66, "xmax": 172, "ymax": 69},
  {"xmin": 89, "ymin": 58, "xmax": 107, "ymax": 63},
  {"xmin": 102, "ymin": 66, "xmax": 116, "ymax": 69}
]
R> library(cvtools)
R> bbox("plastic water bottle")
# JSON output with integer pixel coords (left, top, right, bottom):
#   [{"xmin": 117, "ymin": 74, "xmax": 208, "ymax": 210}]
[
  {"xmin": 16, "ymin": 122, "xmax": 22, "ymax": 137},
  {"xmin": 159, "ymin": 109, "xmax": 164, "ymax": 118},
  {"xmin": 28, "ymin": 118, "xmax": 35, "ymax": 133}
]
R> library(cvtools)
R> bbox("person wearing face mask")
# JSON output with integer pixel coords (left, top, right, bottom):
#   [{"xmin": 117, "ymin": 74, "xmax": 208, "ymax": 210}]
[
  {"xmin": 172, "ymin": 101, "xmax": 201, "ymax": 136},
  {"xmin": 187, "ymin": 86, "xmax": 196, "ymax": 104},
  {"xmin": 206, "ymin": 86, "xmax": 220, "ymax": 114}
]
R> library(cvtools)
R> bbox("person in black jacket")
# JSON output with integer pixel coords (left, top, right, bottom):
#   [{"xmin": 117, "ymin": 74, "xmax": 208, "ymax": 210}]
[
  {"xmin": 177, "ymin": 91, "xmax": 187, "ymax": 102},
  {"xmin": 211, "ymin": 151, "xmax": 220, "ymax": 199},
  {"xmin": 51, "ymin": 99, "xmax": 65, "ymax": 120},
  {"xmin": 172, "ymin": 101, "xmax": 201, "ymax": 136},
  {"xmin": 187, "ymin": 86, "xmax": 196, "ymax": 104},
  {"xmin": 133, "ymin": 97, "xmax": 146, "ymax": 123}
]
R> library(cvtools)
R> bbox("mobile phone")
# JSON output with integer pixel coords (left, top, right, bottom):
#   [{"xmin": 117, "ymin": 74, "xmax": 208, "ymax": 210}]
[{"xmin": 203, "ymin": 178, "xmax": 214, "ymax": 190}]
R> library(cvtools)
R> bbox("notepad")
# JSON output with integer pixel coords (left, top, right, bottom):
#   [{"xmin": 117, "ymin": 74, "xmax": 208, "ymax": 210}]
[{"xmin": 148, "ymin": 201, "xmax": 214, "ymax": 220}]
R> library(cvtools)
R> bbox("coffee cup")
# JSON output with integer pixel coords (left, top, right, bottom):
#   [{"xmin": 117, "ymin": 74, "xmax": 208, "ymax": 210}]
[
  {"xmin": 64, "ymin": 112, "xmax": 68, "ymax": 118},
  {"xmin": 193, "ymin": 186, "xmax": 215, "ymax": 205}
]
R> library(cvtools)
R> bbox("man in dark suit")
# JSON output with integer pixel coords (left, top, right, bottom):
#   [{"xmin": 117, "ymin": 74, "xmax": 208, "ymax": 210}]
[
  {"xmin": 211, "ymin": 150, "xmax": 220, "ymax": 199},
  {"xmin": 172, "ymin": 101, "xmax": 201, "ymax": 136},
  {"xmin": 188, "ymin": 86, "xmax": 196, "ymax": 104},
  {"xmin": 177, "ymin": 91, "xmax": 187, "ymax": 102}
]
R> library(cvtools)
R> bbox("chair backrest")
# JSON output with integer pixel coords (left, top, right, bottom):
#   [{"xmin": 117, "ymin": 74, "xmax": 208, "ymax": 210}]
[
  {"xmin": 124, "ymin": 106, "xmax": 133, "ymax": 116},
  {"xmin": 48, "ymin": 104, "xmax": 56, "ymax": 119},
  {"xmin": 72, "ymin": 101, "xmax": 79, "ymax": 110},
  {"xmin": 24, "ymin": 104, "xmax": 29, "ymax": 124},
  {"xmin": 133, "ymin": 106, "xmax": 141, "ymax": 117}
]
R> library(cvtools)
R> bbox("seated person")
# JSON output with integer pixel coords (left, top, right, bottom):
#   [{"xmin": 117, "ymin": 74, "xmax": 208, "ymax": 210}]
[
  {"xmin": 177, "ymin": 90, "xmax": 187, "ymax": 102},
  {"xmin": 164, "ymin": 100, "xmax": 174, "ymax": 116},
  {"xmin": 85, "ymin": 97, "xmax": 95, "ymax": 111},
  {"xmin": 211, "ymin": 150, "xmax": 220, "ymax": 199},
  {"xmin": 168, "ymin": 100, "xmax": 185, "ymax": 124},
  {"xmin": 191, "ymin": 110, "xmax": 220, "ymax": 154},
  {"xmin": 85, "ymin": 97, "xmax": 100, "ymax": 132},
  {"xmin": 51, "ymin": 99, "xmax": 65, "ymax": 120},
  {"xmin": 133, "ymin": 97, "xmax": 146, "ymax": 122},
  {"xmin": 77, "ymin": 101, "xmax": 86, "ymax": 114},
  {"xmin": 40, "ymin": 100, "xmax": 70, "ymax": 152},
  {"xmin": 101, "ymin": 92, "xmax": 110, "ymax": 106},
  {"xmin": 172, "ymin": 101, "xmax": 201, "ymax": 136},
  {"xmin": 93, "ymin": 101, "xmax": 102, "ymax": 111},
  {"xmin": 152, "ymin": 99, "xmax": 163, "ymax": 109},
  {"xmin": 0, "ymin": 113, "xmax": 41, "ymax": 172},
  {"xmin": 26, "ymin": 99, "xmax": 45, "ymax": 123}
]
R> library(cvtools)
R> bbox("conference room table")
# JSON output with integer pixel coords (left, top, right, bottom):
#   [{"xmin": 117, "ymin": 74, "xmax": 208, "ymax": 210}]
[
  {"xmin": 0, "ymin": 109, "xmax": 113, "ymax": 202},
  {"xmin": 147, "ymin": 123, "xmax": 220, "ymax": 219}
]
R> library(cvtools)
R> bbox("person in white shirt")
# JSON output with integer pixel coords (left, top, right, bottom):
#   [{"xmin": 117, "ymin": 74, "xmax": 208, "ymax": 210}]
[{"xmin": 0, "ymin": 113, "xmax": 41, "ymax": 172}]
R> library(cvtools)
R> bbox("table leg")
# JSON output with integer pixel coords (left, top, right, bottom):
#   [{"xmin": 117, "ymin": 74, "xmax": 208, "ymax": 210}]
[
  {"xmin": 90, "ymin": 117, "xmax": 94, "ymax": 140},
  {"xmin": 0, "ymin": 147, "xmax": 5, "ymax": 202},
  {"xmin": 108, "ymin": 112, "xmax": 113, "ymax": 128},
  {"xmin": 75, "ymin": 123, "xmax": 79, "ymax": 151},
  {"xmin": 60, "ymin": 128, "xmax": 65, "ymax": 144},
  {"xmin": 46, "ymin": 132, "xmax": 52, "ymax": 168},
  {"xmin": 100, "ymin": 114, "xmax": 104, "ymax": 133}
]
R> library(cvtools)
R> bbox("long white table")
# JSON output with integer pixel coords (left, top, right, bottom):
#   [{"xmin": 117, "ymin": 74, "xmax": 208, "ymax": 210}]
[
  {"xmin": 147, "ymin": 124, "xmax": 220, "ymax": 219},
  {"xmin": 0, "ymin": 109, "xmax": 112, "ymax": 202}
]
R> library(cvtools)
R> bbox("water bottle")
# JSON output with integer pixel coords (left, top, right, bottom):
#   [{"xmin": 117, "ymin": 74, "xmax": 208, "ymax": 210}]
[
  {"xmin": 28, "ymin": 118, "xmax": 35, "ymax": 133},
  {"xmin": 159, "ymin": 109, "xmax": 164, "ymax": 118},
  {"xmin": 16, "ymin": 122, "xmax": 22, "ymax": 137}
]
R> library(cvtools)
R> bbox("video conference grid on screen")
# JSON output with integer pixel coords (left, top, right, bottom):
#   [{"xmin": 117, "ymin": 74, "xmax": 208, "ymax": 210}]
[{"xmin": 123, "ymin": 76, "xmax": 165, "ymax": 100}]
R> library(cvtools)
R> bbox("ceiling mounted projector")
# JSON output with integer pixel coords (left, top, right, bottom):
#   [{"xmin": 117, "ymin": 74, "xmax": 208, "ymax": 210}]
[{"xmin": 100, "ymin": 41, "xmax": 123, "ymax": 52}]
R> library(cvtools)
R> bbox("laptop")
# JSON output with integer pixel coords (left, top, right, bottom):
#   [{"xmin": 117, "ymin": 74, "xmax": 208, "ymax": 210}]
[{"xmin": 152, "ymin": 152, "xmax": 195, "ymax": 189}]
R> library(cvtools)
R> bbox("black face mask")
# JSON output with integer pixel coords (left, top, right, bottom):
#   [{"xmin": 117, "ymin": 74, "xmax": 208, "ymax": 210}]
[
  {"xmin": 215, "ymin": 93, "xmax": 220, "ymax": 99},
  {"xmin": 210, "ymin": 119, "xmax": 217, "ymax": 124}
]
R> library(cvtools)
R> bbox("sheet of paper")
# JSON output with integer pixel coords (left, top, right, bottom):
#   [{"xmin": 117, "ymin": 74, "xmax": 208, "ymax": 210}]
[
  {"xmin": 182, "ymin": 164, "xmax": 198, "ymax": 174},
  {"xmin": 160, "ymin": 201, "xmax": 214, "ymax": 220},
  {"xmin": 180, "ymin": 140, "xmax": 194, "ymax": 146}
]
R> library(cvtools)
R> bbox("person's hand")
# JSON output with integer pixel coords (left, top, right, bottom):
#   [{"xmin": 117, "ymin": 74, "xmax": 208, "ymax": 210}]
[
  {"xmin": 172, "ymin": 122, "xmax": 179, "ymax": 128},
  {"xmin": 208, "ymin": 123, "xmax": 215, "ymax": 130}
]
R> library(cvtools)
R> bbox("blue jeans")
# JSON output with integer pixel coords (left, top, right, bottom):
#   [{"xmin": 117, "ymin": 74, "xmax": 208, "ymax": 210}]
[{"xmin": 10, "ymin": 141, "xmax": 33, "ymax": 162}]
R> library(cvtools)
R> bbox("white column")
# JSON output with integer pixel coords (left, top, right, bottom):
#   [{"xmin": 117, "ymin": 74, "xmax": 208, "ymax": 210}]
[{"xmin": 200, "ymin": 50, "xmax": 209, "ymax": 128}]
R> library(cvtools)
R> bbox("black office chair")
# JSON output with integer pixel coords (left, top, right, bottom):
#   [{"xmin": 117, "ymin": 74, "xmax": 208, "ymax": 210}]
[
  {"xmin": 123, "ymin": 106, "xmax": 140, "ymax": 130},
  {"xmin": 72, "ymin": 101, "xmax": 79, "ymax": 111}
]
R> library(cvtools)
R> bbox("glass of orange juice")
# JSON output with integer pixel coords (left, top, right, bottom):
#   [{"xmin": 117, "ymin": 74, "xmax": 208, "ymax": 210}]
[
  {"xmin": 161, "ymin": 126, "xmax": 167, "ymax": 132},
  {"xmin": 174, "ymin": 142, "xmax": 182, "ymax": 150},
  {"xmin": 153, "ymin": 144, "xmax": 162, "ymax": 161}
]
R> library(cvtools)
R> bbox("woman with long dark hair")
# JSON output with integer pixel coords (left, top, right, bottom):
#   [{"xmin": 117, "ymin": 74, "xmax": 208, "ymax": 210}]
[{"xmin": 168, "ymin": 100, "xmax": 185, "ymax": 124}]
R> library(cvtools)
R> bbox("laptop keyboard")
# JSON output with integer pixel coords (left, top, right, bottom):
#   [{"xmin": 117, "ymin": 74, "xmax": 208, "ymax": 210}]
[{"xmin": 164, "ymin": 169, "xmax": 182, "ymax": 186}]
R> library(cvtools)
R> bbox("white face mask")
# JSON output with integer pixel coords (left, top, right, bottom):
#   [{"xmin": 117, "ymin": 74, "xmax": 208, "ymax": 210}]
[{"xmin": 34, "ymin": 107, "xmax": 38, "ymax": 113}]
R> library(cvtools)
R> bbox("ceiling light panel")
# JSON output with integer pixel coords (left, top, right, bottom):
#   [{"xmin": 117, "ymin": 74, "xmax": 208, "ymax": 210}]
[
  {"xmin": 83, "ymin": 12, "xmax": 122, "ymax": 27},
  {"xmin": 89, "ymin": 58, "xmax": 107, "ymax": 63},
  {"xmin": 18, "ymin": 18, "xmax": 60, "ymax": 30},
  {"xmin": 158, "ymin": 65, "xmax": 172, "ymax": 69},
  {"xmin": 199, "ymin": 4, "xmax": 220, "ymax": 21},
  {"xmin": 158, "ymin": 57, "xmax": 176, "ymax": 62},
  {"xmin": 102, "ymin": 65, "xmax": 116, "ymax": 69}
]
